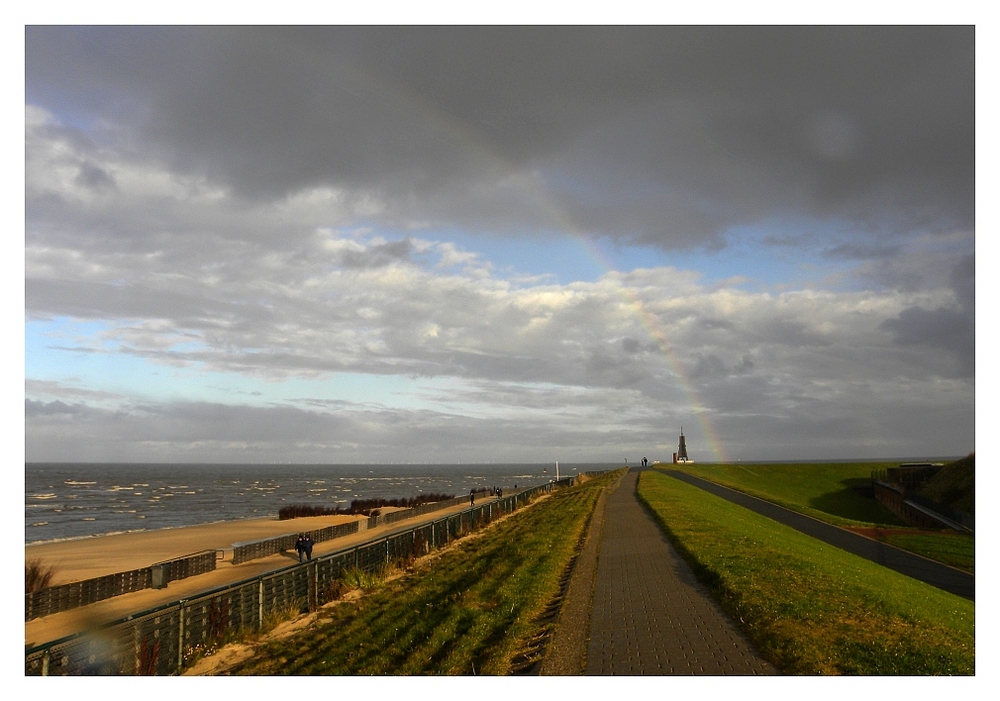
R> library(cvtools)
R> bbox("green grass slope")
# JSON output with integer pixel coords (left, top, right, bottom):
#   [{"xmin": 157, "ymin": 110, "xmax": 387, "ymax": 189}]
[
  {"xmin": 665, "ymin": 461, "xmax": 974, "ymax": 573},
  {"xmin": 917, "ymin": 453, "xmax": 975, "ymax": 515},
  {"xmin": 667, "ymin": 461, "xmax": 904, "ymax": 527},
  {"xmin": 637, "ymin": 471, "xmax": 974, "ymax": 675},
  {"xmin": 226, "ymin": 471, "xmax": 620, "ymax": 675}
]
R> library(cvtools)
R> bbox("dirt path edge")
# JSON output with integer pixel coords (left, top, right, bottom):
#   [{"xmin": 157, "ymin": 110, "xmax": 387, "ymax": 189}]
[{"xmin": 538, "ymin": 469, "xmax": 625, "ymax": 675}]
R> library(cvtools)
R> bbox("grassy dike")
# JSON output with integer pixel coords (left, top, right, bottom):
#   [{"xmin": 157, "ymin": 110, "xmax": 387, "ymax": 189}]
[
  {"xmin": 672, "ymin": 461, "xmax": 905, "ymax": 527},
  {"xmin": 672, "ymin": 462, "xmax": 974, "ymax": 572},
  {"xmin": 226, "ymin": 470, "xmax": 623, "ymax": 675},
  {"xmin": 637, "ymin": 471, "xmax": 974, "ymax": 675}
]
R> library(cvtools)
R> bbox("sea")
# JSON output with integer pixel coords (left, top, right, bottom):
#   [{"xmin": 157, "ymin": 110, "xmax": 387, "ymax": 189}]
[{"xmin": 25, "ymin": 462, "xmax": 614, "ymax": 545}]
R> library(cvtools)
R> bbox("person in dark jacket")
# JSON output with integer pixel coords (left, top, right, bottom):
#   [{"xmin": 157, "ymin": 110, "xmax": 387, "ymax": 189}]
[
  {"xmin": 295, "ymin": 534, "xmax": 306, "ymax": 562},
  {"xmin": 302, "ymin": 534, "xmax": 314, "ymax": 561}
]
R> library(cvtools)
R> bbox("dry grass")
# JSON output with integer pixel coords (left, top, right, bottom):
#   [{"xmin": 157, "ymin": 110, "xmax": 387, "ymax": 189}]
[{"xmin": 25, "ymin": 559, "xmax": 57, "ymax": 593}]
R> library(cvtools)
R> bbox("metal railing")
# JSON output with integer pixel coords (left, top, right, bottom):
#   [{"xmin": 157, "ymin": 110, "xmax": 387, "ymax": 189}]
[
  {"xmin": 231, "ymin": 494, "xmax": 491, "ymax": 565},
  {"xmin": 26, "ymin": 476, "xmax": 583, "ymax": 675}
]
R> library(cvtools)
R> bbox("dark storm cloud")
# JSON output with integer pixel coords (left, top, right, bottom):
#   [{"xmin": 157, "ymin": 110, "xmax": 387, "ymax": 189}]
[
  {"xmin": 25, "ymin": 399, "xmax": 89, "ymax": 417},
  {"xmin": 26, "ymin": 278, "xmax": 244, "ymax": 322},
  {"xmin": 340, "ymin": 239, "xmax": 415, "ymax": 269},
  {"xmin": 878, "ymin": 255, "xmax": 974, "ymax": 377},
  {"xmin": 22, "ymin": 26, "xmax": 976, "ymax": 464},
  {"xmin": 823, "ymin": 242, "xmax": 902, "ymax": 260},
  {"xmin": 621, "ymin": 337, "xmax": 641, "ymax": 354},
  {"xmin": 26, "ymin": 26, "xmax": 973, "ymax": 247},
  {"xmin": 23, "ymin": 395, "xmax": 658, "ymax": 463},
  {"xmin": 74, "ymin": 162, "xmax": 117, "ymax": 191}
]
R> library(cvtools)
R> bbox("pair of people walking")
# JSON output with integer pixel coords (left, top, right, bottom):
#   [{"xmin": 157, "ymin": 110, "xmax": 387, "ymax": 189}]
[{"xmin": 295, "ymin": 533, "xmax": 314, "ymax": 562}]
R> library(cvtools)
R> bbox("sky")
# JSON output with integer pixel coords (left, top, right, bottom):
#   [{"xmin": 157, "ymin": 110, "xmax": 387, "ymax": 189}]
[{"xmin": 22, "ymin": 24, "xmax": 977, "ymax": 464}]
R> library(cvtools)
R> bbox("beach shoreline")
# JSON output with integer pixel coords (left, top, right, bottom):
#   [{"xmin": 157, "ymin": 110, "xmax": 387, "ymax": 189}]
[
  {"xmin": 25, "ymin": 512, "xmax": 366, "ymax": 585},
  {"xmin": 25, "ymin": 496, "xmax": 494, "ymax": 648}
]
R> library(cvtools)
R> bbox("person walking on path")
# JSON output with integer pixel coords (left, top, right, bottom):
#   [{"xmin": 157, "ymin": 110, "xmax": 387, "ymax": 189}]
[
  {"xmin": 295, "ymin": 534, "xmax": 306, "ymax": 562},
  {"xmin": 301, "ymin": 533, "xmax": 314, "ymax": 561},
  {"xmin": 585, "ymin": 470, "xmax": 776, "ymax": 674},
  {"xmin": 470, "ymin": 489, "xmax": 475, "ymax": 506}
]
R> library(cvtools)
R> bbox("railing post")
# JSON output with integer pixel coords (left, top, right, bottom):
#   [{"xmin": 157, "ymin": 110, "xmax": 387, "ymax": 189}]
[
  {"xmin": 41, "ymin": 648, "xmax": 49, "ymax": 676},
  {"xmin": 311, "ymin": 561, "xmax": 318, "ymax": 609},
  {"xmin": 177, "ymin": 600, "xmax": 186, "ymax": 673},
  {"xmin": 258, "ymin": 578, "xmax": 264, "ymax": 630}
]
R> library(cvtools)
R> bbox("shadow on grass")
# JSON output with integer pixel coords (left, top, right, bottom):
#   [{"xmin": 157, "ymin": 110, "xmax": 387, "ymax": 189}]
[{"xmin": 808, "ymin": 479, "xmax": 906, "ymax": 526}]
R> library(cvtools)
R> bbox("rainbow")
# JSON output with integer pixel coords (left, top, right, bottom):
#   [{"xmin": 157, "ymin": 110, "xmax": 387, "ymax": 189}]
[
  {"xmin": 338, "ymin": 65, "xmax": 728, "ymax": 462},
  {"xmin": 566, "ymin": 235, "xmax": 728, "ymax": 464}
]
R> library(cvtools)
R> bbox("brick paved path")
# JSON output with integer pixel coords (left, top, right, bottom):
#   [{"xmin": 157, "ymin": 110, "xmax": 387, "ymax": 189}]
[{"xmin": 585, "ymin": 470, "xmax": 777, "ymax": 675}]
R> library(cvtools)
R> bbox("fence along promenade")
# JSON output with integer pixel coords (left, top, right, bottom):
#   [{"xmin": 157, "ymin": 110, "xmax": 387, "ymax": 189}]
[
  {"xmin": 231, "ymin": 521, "xmax": 360, "ymax": 565},
  {"xmin": 25, "ymin": 550, "xmax": 219, "ymax": 622},
  {"xmin": 26, "ymin": 476, "xmax": 584, "ymax": 676},
  {"xmin": 26, "ymin": 492, "xmax": 491, "ymax": 621},
  {"xmin": 230, "ymin": 494, "xmax": 474, "ymax": 565}
]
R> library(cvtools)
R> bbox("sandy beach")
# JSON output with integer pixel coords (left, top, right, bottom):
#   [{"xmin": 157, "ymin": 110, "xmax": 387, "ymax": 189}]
[
  {"xmin": 25, "ymin": 498, "xmax": 491, "ymax": 647},
  {"xmin": 25, "ymin": 513, "xmax": 367, "ymax": 585}
]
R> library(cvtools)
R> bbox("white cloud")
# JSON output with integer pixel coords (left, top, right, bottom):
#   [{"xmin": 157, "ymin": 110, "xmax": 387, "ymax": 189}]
[{"xmin": 23, "ymin": 27, "xmax": 974, "ymax": 463}]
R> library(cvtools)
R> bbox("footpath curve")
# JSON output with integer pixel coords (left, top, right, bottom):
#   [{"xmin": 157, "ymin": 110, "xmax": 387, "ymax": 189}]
[
  {"xmin": 582, "ymin": 469, "xmax": 777, "ymax": 675},
  {"xmin": 662, "ymin": 470, "xmax": 974, "ymax": 601}
]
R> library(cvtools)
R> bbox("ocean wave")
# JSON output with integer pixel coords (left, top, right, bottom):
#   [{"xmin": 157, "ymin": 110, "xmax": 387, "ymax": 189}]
[
  {"xmin": 26, "ymin": 462, "xmax": 577, "ymax": 544},
  {"xmin": 23, "ymin": 512, "xmax": 289, "ymax": 546}
]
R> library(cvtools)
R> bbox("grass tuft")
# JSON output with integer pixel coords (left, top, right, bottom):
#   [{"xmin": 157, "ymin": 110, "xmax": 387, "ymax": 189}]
[{"xmin": 25, "ymin": 559, "xmax": 57, "ymax": 593}]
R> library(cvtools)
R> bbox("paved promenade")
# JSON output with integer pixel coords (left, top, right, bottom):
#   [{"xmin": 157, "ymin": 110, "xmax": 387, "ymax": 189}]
[
  {"xmin": 25, "ymin": 495, "xmax": 502, "ymax": 647},
  {"xmin": 584, "ymin": 470, "xmax": 777, "ymax": 675},
  {"xmin": 664, "ymin": 470, "xmax": 975, "ymax": 601}
]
